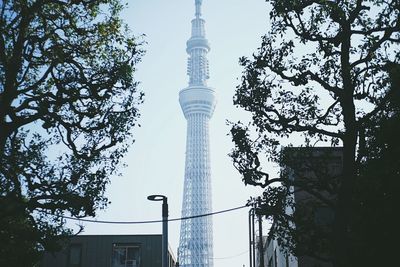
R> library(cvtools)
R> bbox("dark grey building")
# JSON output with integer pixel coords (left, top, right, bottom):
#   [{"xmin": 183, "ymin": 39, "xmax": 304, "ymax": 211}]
[
  {"xmin": 40, "ymin": 234, "xmax": 176, "ymax": 267},
  {"xmin": 263, "ymin": 147, "xmax": 343, "ymax": 267}
]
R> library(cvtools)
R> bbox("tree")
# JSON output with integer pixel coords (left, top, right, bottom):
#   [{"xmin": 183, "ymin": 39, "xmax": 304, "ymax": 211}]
[
  {"xmin": 0, "ymin": 0, "xmax": 143, "ymax": 266},
  {"xmin": 230, "ymin": 1, "xmax": 399, "ymax": 266},
  {"xmin": 350, "ymin": 61, "xmax": 400, "ymax": 266}
]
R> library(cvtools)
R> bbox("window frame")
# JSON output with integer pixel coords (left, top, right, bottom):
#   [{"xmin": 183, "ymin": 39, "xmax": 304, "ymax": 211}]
[{"xmin": 111, "ymin": 243, "xmax": 141, "ymax": 267}]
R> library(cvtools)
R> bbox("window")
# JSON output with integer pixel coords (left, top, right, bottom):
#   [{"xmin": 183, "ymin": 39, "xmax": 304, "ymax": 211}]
[
  {"xmin": 68, "ymin": 244, "xmax": 82, "ymax": 267},
  {"xmin": 112, "ymin": 244, "xmax": 141, "ymax": 267}
]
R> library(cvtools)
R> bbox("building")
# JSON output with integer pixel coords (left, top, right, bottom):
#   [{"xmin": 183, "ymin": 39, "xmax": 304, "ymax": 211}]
[
  {"xmin": 40, "ymin": 234, "xmax": 176, "ymax": 267},
  {"xmin": 177, "ymin": 0, "xmax": 216, "ymax": 266},
  {"xmin": 263, "ymin": 147, "xmax": 343, "ymax": 267},
  {"xmin": 263, "ymin": 235, "xmax": 297, "ymax": 267}
]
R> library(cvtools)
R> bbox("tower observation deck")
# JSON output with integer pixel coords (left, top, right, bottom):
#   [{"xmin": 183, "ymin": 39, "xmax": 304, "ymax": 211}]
[{"xmin": 178, "ymin": 0, "xmax": 216, "ymax": 266}]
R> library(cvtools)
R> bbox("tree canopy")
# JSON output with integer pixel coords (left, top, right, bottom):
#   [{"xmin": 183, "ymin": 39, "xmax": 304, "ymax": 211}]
[
  {"xmin": 230, "ymin": 0, "xmax": 399, "ymax": 266},
  {"xmin": 0, "ymin": 0, "xmax": 143, "ymax": 266}
]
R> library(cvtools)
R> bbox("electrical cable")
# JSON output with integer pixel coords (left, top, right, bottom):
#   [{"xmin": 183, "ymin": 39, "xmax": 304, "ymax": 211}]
[
  {"xmin": 58, "ymin": 204, "xmax": 248, "ymax": 224},
  {"xmin": 212, "ymin": 249, "xmax": 249, "ymax": 260}
]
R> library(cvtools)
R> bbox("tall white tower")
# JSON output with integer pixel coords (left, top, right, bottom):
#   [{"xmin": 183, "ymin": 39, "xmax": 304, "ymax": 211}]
[{"xmin": 178, "ymin": 0, "xmax": 216, "ymax": 266}]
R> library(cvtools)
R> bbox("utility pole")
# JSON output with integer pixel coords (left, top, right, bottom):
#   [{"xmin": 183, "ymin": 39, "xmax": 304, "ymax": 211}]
[
  {"xmin": 249, "ymin": 206, "xmax": 256, "ymax": 267},
  {"xmin": 257, "ymin": 197, "xmax": 264, "ymax": 267}
]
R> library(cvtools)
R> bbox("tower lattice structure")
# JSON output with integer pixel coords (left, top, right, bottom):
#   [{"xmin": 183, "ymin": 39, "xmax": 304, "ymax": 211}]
[{"xmin": 178, "ymin": 0, "xmax": 216, "ymax": 266}]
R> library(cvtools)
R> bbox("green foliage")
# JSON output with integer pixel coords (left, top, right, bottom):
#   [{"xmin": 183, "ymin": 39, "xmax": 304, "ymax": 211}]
[
  {"xmin": 230, "ymin": 0, "xmax": 399, "ymax": 266},
  {"xmin": 0, "ymin": 0, "xmax": 144, "ymax": 266}
]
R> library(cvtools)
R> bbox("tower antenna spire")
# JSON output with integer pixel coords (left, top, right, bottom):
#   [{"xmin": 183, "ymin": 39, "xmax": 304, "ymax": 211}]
[{"xmin": 195, "ymin": 0, "xmax": 202, "ymax": 17}]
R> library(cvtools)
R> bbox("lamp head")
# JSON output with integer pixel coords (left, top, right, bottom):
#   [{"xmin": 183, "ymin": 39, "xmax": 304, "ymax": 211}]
[{"xmin": 147, "ymin": 195, "xmax": 167, "ymax": 201}]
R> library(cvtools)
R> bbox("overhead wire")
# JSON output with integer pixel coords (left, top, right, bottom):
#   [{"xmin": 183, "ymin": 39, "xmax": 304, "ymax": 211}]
[
  {"xmin": 54, "ymin": 205, "xmax": 251, "ymax": 261},
  {"xmin": 58, "ymin": 204, "xmax": 248, "ymax": 224},
  {"xmin": 212, "ymin": 250, "xmax": 249, "ymax": 260}
]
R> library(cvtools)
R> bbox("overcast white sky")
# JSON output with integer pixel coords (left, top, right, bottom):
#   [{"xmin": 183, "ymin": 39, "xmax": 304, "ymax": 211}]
[{"xmin": 76, "ymin": 1, "xmax": 276, "ymax": 266}]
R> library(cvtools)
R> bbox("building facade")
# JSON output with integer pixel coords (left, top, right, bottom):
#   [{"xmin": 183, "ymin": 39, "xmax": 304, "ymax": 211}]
[
  {"xmin": 177, "ymin": 0, "xmax": 216, "ymax": 266},
  {"xmin": 262, "ymin": 147, "xmax": 343, "ymax": 267},
  {"xmin": 40, "ymin": 235, "xmax": 176, "ymax": 267}
]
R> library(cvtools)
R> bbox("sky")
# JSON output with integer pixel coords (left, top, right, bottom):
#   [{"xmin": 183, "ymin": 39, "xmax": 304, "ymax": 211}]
[{"xmin": 76, "ymin": 1, "xmax": 275, "ymax": 266}]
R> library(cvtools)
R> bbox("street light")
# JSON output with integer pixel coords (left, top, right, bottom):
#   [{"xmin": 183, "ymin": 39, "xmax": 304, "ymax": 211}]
[{"xmin": 147, "ymin": 194, "xmax": 168, "ymax": 267}]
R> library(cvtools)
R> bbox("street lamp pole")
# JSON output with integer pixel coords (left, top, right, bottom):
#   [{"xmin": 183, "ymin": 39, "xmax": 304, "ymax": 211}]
[
  {"xmin": 162, "ymin": 197, "xmax": 168, "ymax": 267},
  {"xmin": 148, "ymin": 195, "xmax": 169, "ymax": 267}
]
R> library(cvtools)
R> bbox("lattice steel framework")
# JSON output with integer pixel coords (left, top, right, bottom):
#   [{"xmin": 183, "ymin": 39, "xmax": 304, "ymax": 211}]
[{"xmin": 178, "ymin": 1, "xmax": 216, "ymax": 266}]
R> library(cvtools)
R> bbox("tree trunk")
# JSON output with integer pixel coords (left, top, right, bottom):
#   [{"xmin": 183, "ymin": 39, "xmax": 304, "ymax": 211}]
[{"xmin": 333, "ymin": 21, "xmax": 358, "ymax": 267}]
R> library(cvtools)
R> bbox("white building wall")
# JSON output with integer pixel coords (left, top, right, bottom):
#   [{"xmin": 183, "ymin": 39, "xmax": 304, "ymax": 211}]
[{"xmin": 264, "ymin": 238, "xmax": 298, "ymax": 267}]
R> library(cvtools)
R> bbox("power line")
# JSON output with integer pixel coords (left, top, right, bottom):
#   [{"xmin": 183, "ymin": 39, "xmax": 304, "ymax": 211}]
[
  {"xmin": 212, "ymin": 250, "xmax": 249, "ymax": 260},
  {"xmin": 58, "ymin": 205, "xmax": 248, "ymax": 224}
]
